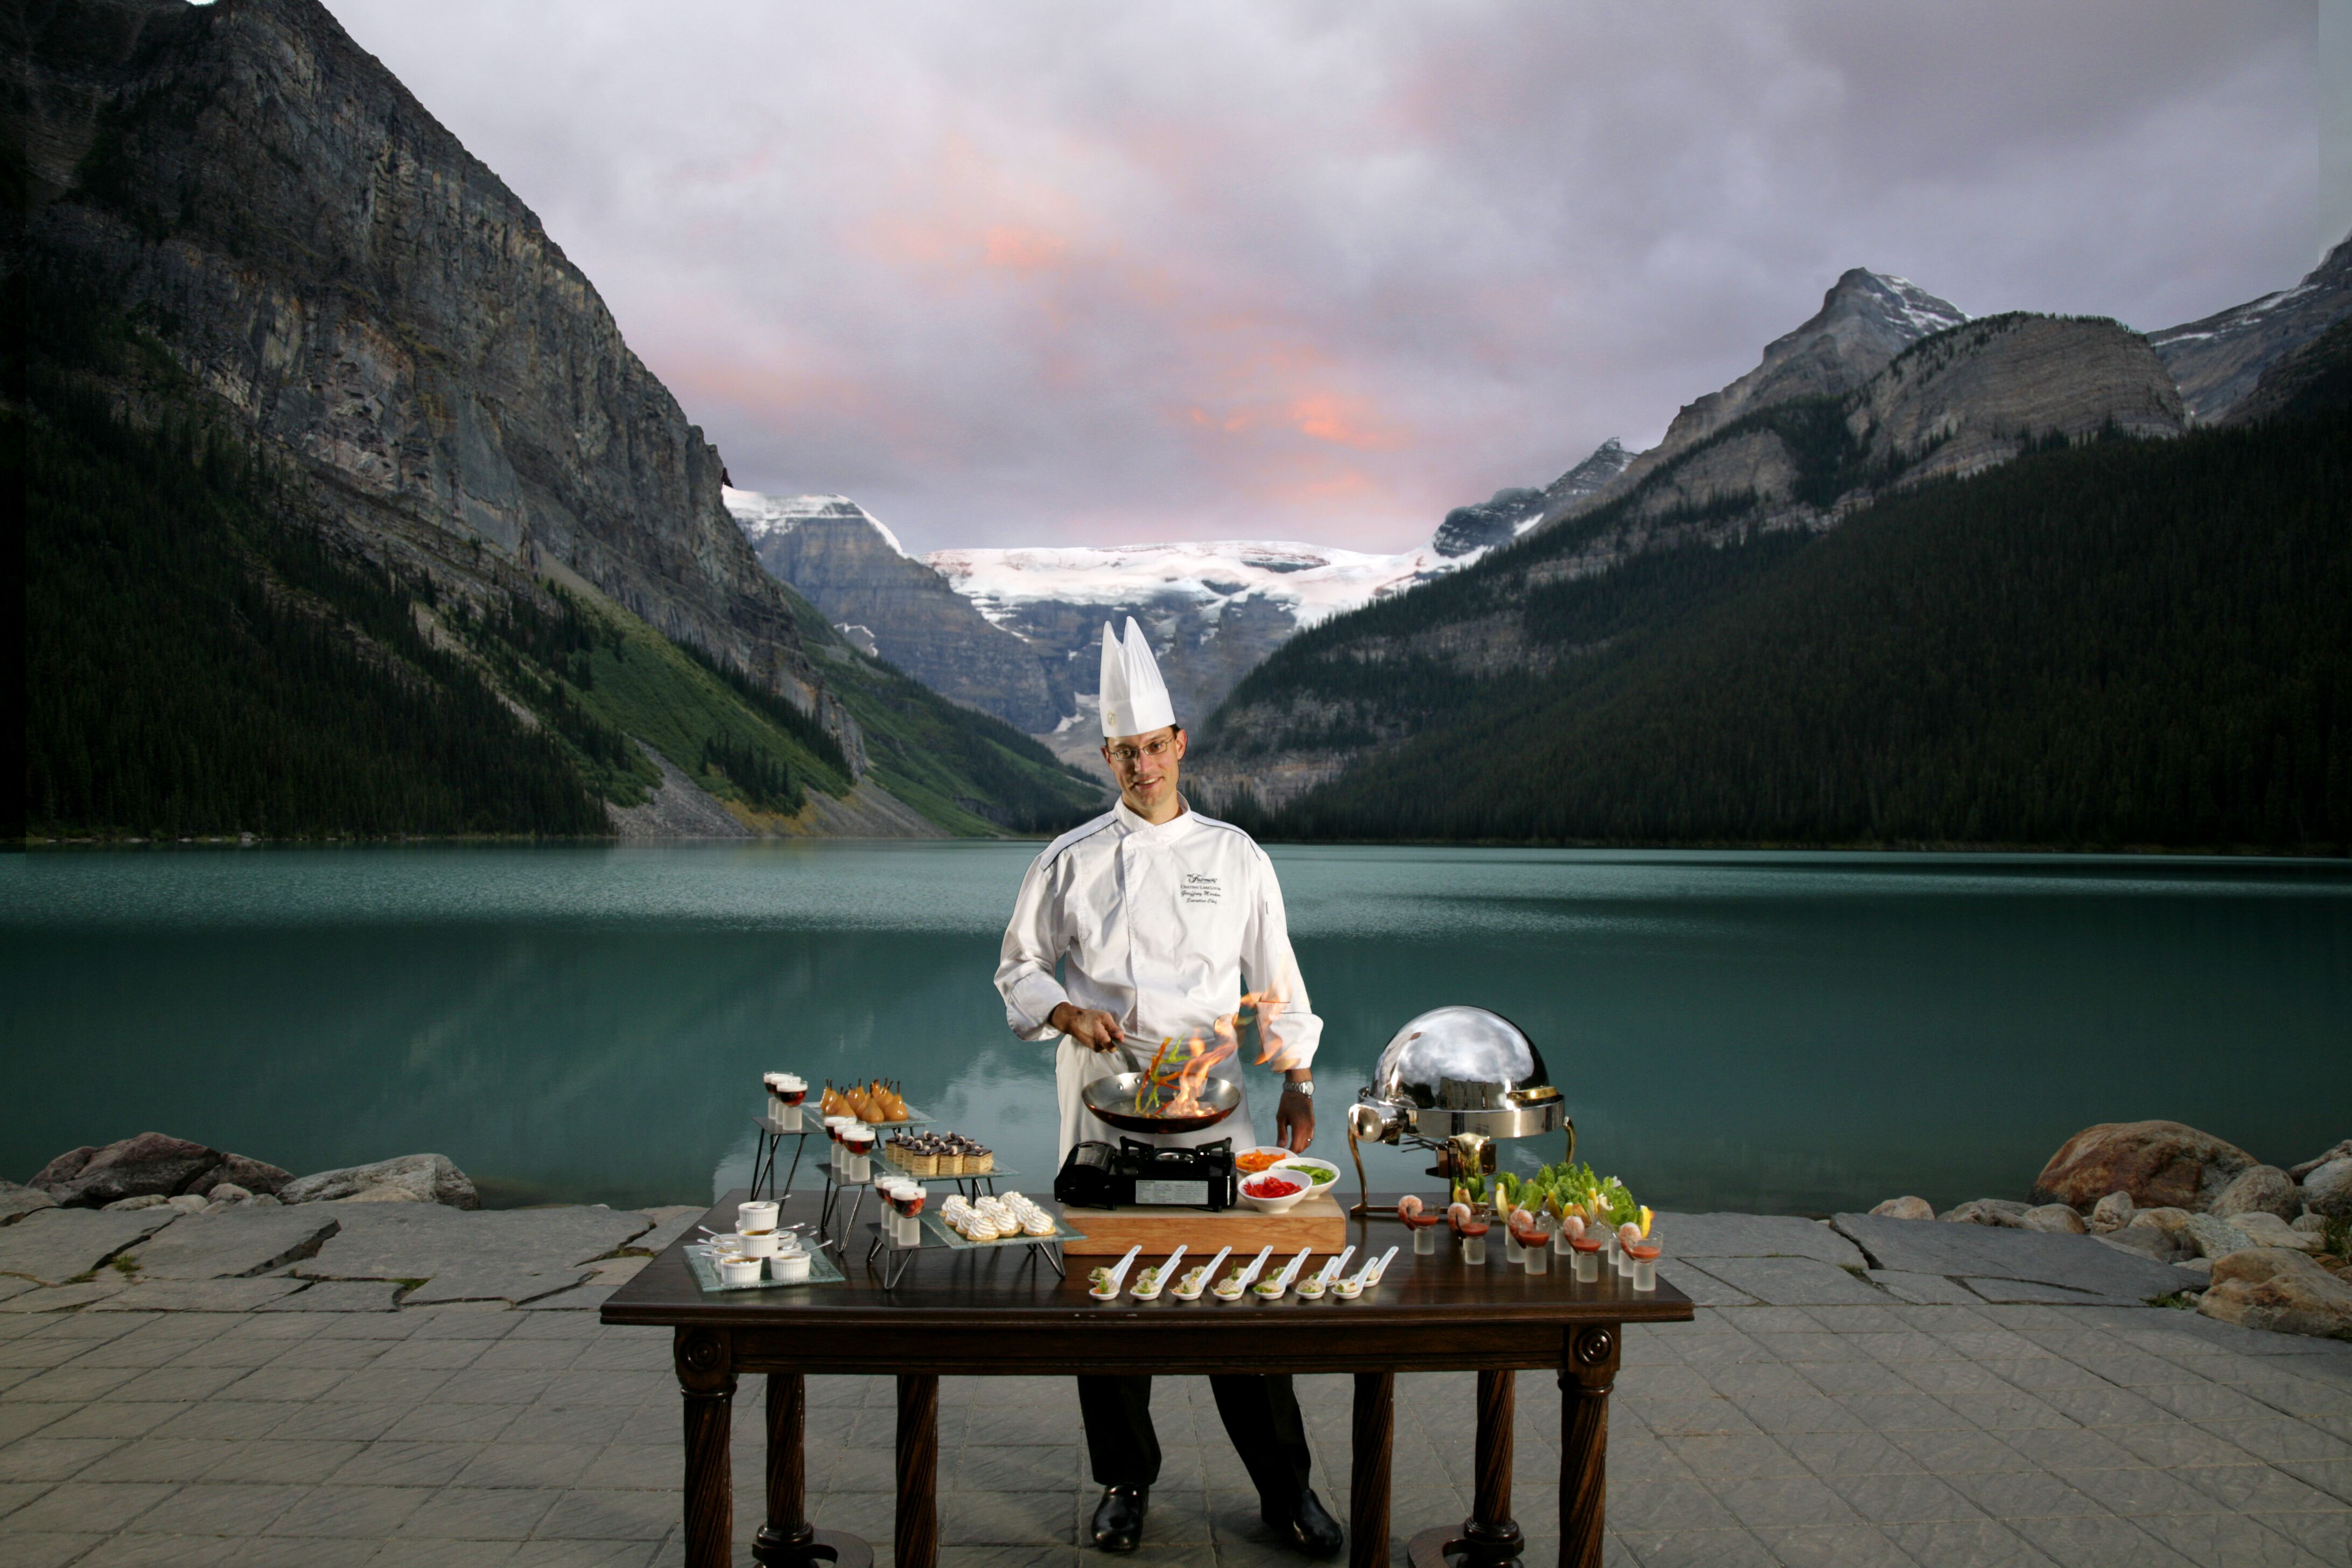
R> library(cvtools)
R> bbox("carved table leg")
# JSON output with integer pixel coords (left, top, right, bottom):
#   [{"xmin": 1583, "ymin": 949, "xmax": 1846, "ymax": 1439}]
[
  {"xmin": 675, "ymin": 1328, "xmax": 736, "ymax": 1568},
  {"xmin": 754, "ymin": 1371, "xmax": 873, "ymax": 1568},
  {"xmin": 1352, "ymin": 1371, "xmax": 1394, "ymax": 1568},
  {"xmin": 896, "ymin": 1373, "xmax": 940, "ymax": 1568},
  {"xmin": 1408, "ymin": 1368, "xmax": 1524, "ymax": 1568},
  {"xmin": 1558, "ymin": 1325, "xmax": 1620, "ymax": 1568}
]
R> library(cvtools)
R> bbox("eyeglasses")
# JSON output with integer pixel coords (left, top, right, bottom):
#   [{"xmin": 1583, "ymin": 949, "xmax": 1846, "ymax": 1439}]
[{"xmin": 1104, "ymin": 736, "xmax": 1178, "ymax": 768}]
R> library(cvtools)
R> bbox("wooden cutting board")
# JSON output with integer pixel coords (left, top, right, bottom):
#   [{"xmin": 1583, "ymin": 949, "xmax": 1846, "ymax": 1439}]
[{"xmin": 1058, "ymin": 1194, "xmax": 1347, "ymax": 1257}]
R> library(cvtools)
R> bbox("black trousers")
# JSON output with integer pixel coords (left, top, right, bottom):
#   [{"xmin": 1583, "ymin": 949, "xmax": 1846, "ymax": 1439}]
[{"xmin": 1077, "ymin": 1374, "xmax": 1313, "ymax": 1504}]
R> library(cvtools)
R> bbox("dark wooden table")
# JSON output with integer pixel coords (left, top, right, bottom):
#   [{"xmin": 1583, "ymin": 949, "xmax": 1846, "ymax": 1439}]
[{"xmin": 603, "ymin": 1191, "xmax": 1692, "ymax": 1568}]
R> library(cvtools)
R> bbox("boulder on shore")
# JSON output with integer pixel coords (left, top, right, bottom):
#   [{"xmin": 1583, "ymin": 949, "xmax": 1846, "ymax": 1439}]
[
  {"xmin": 2209, "ymin": 1165, "xmax": 2300, "ymax": 1222},
  {"xmin": 2020, "ymin": 1203, "xmax": 2089, "ymax": 1235},
  {"xmin": 2180, "ymin": 1212, "xmax": 2262, "ymax": 1260},
  {"xmin": 2301, "ymin": 1158, "xmax": 2352, "ymax": 1223},
  {"xmin": 279, "ymin": 1153, "xmax": 479, "ymax": 1210},
  {"xmin": 191, "ymin": 1154, "xmax": 293, "ymax": 1199},
  {"xmin": 1941, "ymin": 1198, "xmax": 2029, "ymax": 1227},
  {"xmin": 2090, "ymin": 1192, "xmax": 2134, "ymax": 1234},
  {"xmin": 2030, "ymin": 1121, "xmax": 2257, "ymax": 1212},
  {"xmin": 33, "ymin": 1133, "xmax": 222, "ymax": 1208},
  {"xmin": 0, "ymin": 1180, "xmax": 58, "ymax": 1226},
  {"xmin": 2288, "ymin": 1140, "xmax": 2352, "ymax": 1181},
  {"xmin": 2226, "ymin": 1212, "xmax": 2323, "ymax": 1254},
  {"xmin": 2197, "ymin": 1248, "xmax": 2352, "ymax": 1340},
  {"xmin": 1870, "ymin": 1195, "xmax": 1934, "ymax": 1221}
]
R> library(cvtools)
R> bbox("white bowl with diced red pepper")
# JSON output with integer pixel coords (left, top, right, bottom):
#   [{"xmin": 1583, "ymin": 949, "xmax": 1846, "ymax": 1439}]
[{"xmin": 1237, "ymin": 1170, "xmax": 1314, "ymax": 1214}]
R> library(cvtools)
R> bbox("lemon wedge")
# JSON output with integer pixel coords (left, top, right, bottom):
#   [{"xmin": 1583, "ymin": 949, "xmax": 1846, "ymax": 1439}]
[{"xmin": 1639, "ymin": 1206, "xmax": 1654, "ymax": 1238}]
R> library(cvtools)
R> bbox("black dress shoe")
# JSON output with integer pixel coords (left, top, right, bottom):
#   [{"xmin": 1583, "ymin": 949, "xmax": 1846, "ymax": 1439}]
[
  {"xmin": 1091, "ymin": 1485, "xmax": 1149, "ymax": 1552},
  {"xmin": 1262, "ymin": 1489, "xmax": 1344, "ymax": 1557}
]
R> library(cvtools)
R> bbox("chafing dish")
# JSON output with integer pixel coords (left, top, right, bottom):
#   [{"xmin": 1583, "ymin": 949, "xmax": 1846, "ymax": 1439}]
[{"xmin": 1343, "ymin": 1006, "xmax": 1574, "ymax": 1217}]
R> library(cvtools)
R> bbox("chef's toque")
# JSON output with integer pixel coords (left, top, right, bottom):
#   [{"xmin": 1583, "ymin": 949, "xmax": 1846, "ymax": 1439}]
[{"xmin": 1098, "ymin": 617, "xmax": 1176, "ymax": 737}]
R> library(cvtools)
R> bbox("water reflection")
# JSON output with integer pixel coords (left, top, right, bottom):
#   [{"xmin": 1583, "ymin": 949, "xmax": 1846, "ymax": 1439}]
[{"xmin": 4, "ymin": 846, "xmax": 2347, "ymax": 1215}]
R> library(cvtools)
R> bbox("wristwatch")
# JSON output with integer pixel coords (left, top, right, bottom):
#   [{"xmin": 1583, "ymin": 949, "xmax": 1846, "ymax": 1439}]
[{"xmin": 1282, "ymin": 1079, "xmax": 1314, "ymax": 1098}]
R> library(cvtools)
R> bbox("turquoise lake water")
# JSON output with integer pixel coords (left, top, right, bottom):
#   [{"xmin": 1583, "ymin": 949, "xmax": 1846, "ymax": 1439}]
[{"xmin": 3, "ymin": 844, "xmax": 2347, "ymax": 1216}]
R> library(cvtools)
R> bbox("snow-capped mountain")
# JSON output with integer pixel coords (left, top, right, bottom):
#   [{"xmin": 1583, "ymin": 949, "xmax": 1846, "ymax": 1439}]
[
  {"xmin": 725, "ymin": 488, "xmax": 1063, "ymax": 732},
  {"xmin": 2151, "ymin": 233, "xmax": 2352, "ymax": 423},
  {"xmin": 1547, "ymin": 270, "xmax": 1966, "ymax": 528},
  {"xmin": 921, "ymin": 539, "xmax": 1453, "ymax": 748}
]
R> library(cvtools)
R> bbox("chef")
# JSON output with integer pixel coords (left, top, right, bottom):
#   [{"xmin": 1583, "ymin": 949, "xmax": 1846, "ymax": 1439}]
[{"xmin": 997, "ymin": 618, "xmax": 1343, "ymax": 1559}]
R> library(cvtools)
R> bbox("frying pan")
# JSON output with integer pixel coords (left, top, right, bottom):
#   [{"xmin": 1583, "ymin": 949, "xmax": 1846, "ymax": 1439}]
[{"xmin": 1081, "ymin": 1071, "xmax": 1243, "ymax": 1136}]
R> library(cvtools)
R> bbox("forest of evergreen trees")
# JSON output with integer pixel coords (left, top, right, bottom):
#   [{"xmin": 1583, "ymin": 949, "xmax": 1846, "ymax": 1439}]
[
  {"xmin": 21, "ymin": 393, "xmax": 612, "ymax": 839},
  {"xmin": 1212, "ymin": 371, "xmax": 2350, "ymax": 853}
]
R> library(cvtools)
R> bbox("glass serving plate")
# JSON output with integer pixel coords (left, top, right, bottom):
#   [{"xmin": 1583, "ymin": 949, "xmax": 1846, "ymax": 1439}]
[{"xmin": 684, "ymin": 1244, "xmax": 846, "ymax": 1292}]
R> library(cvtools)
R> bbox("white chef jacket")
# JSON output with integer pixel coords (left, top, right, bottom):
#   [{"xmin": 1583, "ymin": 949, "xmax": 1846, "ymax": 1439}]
[{"xmin": 996, "ymin": 797, "xmax": 1323, "ymax": 1163}]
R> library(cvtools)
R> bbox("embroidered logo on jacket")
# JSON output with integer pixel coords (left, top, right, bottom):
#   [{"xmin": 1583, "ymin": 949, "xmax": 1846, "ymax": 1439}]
[{"xmin": 1181, "ymin": 873, "xmax": 1221, "ymax": 905}]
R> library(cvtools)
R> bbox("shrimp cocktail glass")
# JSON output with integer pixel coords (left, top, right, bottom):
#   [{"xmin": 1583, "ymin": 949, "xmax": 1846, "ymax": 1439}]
[
  {"xmin": 1449, "ymin": 1201, "xmax": 1491, "ymax": 1265},
  {"xmin": 1565, "ymin": 1215, "xmax": 1604, "ymax": 1282},
  {"xmin": 1397, "ymin": 1194, "xmax": 1445, "ymax": 1254},
  {"xmin": 1624, "ymin": 1217, "xmax": 1662, "ymax": 1291},
  {"xmin": 1510, "ymin": 1207, "xmax": 1552, "ymax": 1274}
]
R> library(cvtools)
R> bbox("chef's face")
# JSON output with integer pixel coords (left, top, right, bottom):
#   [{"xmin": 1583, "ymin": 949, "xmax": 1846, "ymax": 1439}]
[{"xmin": 1104, "ymin": 725, "xmax": 1185, "ymax": 816}]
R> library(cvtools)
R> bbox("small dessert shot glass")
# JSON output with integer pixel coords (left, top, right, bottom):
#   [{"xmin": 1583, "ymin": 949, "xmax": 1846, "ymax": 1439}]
[{"xmin": 1625, "ymin": 1225, "xmax": 1663, "ymax": 1292}]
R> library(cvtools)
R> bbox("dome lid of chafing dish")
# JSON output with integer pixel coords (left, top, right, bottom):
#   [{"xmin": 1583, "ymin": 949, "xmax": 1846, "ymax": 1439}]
[{"xmin": 1371, "ymin": 1006, "xmax": 1550, "ymax": 1110}]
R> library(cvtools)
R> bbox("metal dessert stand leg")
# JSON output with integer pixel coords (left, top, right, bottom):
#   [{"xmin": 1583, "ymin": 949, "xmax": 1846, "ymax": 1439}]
[{"xmin": 1408, "ymin": 1370, "xmax": 1525, "ymax": 1568}]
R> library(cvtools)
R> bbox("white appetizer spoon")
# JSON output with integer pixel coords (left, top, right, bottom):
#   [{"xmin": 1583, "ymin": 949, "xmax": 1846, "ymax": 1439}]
[
  {"xmin": 1171, "ymin": 1244, "xmax": 1230, "ymax": 1301},
  {"xmin": 1310, "ymin": 1246, "xmax": 1356, "ymax": 1292},
  {"xmin": 1130, "ymin": 1245, "xmax": 1186, "ymax": 1301},
  {"xmin": 1090, "ymin": 1245, "xmax": 1144, "ymax": 1301},
  {"xmin": 1215, "ymin": 1245, "xmax": 1276, "ymax": 1300},
  {"xmin": 1360, "ymin": 1244, "xmax": 1401, "ymax": 1286},
  {"xmin": 1256, "ymin": 1247, "xmax": 1315, "ymax": 1300}
]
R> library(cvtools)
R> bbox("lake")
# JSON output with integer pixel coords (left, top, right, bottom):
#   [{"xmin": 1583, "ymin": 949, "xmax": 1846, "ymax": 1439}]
[{"xmin": 3, "ymin": 844, "xmax": 2347, "ymax": 1217}]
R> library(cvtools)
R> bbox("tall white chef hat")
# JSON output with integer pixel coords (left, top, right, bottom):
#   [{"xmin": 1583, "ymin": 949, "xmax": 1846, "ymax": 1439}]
[{"xmin": 1098, "ymin": 617, "xmax": 1175, "ymax": 737}]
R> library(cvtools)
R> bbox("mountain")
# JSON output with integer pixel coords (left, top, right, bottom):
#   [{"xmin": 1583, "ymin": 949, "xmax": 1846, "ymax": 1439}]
[
  {"xmin": 1216, "ymin": 398, "xmax": 2348, "ymax": 852},
  {"xmin": 921, "ymin": 539, "xmax": 1452, "ymax": 755},
  {"xmin": 1548, "ymin": 270, "xmax": 1966, "ymax": 529},
  {"xmin": 10, "ymin": 0, "xmax": 1100, "ymax": 839},
  {"xmin": 1191, "ymin": 286, "xmax": 2188, "ymax": 814},
  {"xmin": 726, "ymin": 489, "xmax": 1063, "ymax": 732},
  {"xmin": 2151, "ymin": 234, "xmax": 2352, "ymax": 423},
  {"xmin": 1431, "ymin": 439, "xmax": 1634, "ymax": 558}
]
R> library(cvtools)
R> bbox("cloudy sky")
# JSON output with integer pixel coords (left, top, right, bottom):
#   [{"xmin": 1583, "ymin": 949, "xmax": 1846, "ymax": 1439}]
[{"xmin": 326, "ymin": 1, "xmax": 2326, "ymax": 556}]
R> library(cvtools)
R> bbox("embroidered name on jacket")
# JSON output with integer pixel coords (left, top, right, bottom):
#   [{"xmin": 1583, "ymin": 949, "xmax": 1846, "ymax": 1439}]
[{"xmin": 1181, "ymin": 873, "xmax": 1222, "ymax": 904}]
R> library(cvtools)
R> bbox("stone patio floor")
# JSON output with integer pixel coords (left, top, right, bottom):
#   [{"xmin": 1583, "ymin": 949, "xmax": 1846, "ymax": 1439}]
[{"xmin": 3, "ymin": 1284, "xmax": 2350, "ymax": 1567}]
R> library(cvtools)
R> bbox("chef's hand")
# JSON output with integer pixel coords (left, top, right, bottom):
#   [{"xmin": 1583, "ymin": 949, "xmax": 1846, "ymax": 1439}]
[
  {"xmin": 1049, "ymin": 1003, "xmax": 1126, "ymax": 1053},
  {"xmin": 1276, "ymin": 1077, "xmax": 1314, "ymax": 1153}
]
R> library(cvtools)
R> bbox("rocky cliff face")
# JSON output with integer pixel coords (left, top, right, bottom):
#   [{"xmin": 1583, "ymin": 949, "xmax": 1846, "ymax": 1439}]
[
  {"xmin": 726, "ymin": 489, "xmax": 1063, "ymax": 732},
  {"xmin": 1193, "ymin": 305, "xmax": 2184, "ymax": 810},
  {"xmin": 2150, "ymin": 234, "xmax": 2352, "ymax": 424},
  {"xmin": 8, "ymin": 0, "xmax": 815, "ymax": 698},
  {"xmin": 1545, "ymin": 270, "xmax": 1966, "ymax": 529}
]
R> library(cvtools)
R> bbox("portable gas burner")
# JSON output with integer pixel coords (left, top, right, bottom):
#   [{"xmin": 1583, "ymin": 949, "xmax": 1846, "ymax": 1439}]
[{"xmin": 1054, "ymin": 1137, "xmax": 1236, "ymax": 1212}]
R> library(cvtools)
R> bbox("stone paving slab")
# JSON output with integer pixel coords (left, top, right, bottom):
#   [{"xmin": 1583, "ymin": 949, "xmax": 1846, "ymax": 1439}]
[
  {"xmin": 118, "ymin": 1210, "xmax": 340, "ymax": 1281},
  {"xmin": 405, "ymin": 1270, "xmax": 592, "ymax": 1306},
  {"xmin": 297, "ymin": 1207, "xmax": 651, "ymax": 1296},
  {"xmin": 1831, "ymin": 1213, "xmax": 2184, "ymax": 1301},
  {"xmin": 1660, "ymin": 1213, "xmax": 1867, "ymax": 1269},
  {"xmin": 1686, "ymin": 1257, "xmax": 1889, "ymax": 1306},
  {"xmin": 1962, "ymin": 1278, "xmax": 2151, "ymax": 1309},
  {"xmin": 260, "ymin": 1283, "xmax": 404, "ymax": 1313},
  {"xmin": 86, "ymin": 1279, "xmax": 309, "ymax": 1312},
  {"xmin": 1868, "ymin": 1270, "xmax": 1981, "ymax": 1305},
  {"xmin": 0, "ymin": 1281, "xmax": 131, "ymax": 1313},
  {"xmin": 1658, "ymin": 1260, "xmax": 1761, "ymax": 1306},
  {"xmin": 0, "ymin": 1210, "xmax": 180, "ymax": 1286}
]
